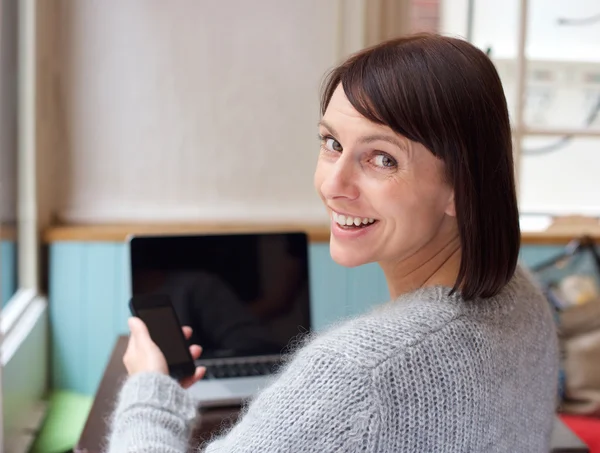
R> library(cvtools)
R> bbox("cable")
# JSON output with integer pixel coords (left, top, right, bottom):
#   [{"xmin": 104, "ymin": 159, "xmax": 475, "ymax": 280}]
[
  {"xmin": 522, "ymin": 94, "xmax": 600, "ymax": 156},
  {"xmin": 557, "ymin": 12, "xmax": 600, "ymax": 26}
]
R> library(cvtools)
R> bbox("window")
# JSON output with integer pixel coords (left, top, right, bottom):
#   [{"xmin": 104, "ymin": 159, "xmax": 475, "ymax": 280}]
[
  {"xmin": 440, "ymin": 0, "xmax": 600, "ymax": 219},
  {"xmin": 1, "ymin": 0, "xmax": 48, "ymax": 450},
  {"xmin": 1, "ymin": 0, "xmax": 41, "ymax": 341}
]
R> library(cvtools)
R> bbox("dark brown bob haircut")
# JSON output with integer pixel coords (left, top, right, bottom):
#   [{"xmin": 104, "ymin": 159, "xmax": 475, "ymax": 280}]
[{"xmin": 320, "ymin": 34, "xmax": 519, "ymax": 300}]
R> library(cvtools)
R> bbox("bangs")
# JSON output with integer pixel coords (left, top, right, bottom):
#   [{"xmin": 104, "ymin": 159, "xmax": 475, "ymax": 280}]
[
  {"xmin": 321, "ymin": 57, "xmax": 386, "ymax": 126},
  {"xmin": 320, "ymin": 39, "xmax": 436, "ymax": 150}
]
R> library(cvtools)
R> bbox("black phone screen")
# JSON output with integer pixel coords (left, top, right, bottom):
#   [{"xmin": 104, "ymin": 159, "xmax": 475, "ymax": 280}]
[{"xmin": 137, "ymin": 306, "xmax": 191, "ymax": 365}]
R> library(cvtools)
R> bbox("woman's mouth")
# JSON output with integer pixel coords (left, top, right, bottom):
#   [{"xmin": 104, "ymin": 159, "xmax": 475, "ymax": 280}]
[{"xmin": 332, "ymin": 211, "xmax": 378, "ymax": 229}]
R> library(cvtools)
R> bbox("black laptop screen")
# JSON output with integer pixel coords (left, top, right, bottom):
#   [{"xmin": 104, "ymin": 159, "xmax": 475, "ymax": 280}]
[{"xmin": 129, "ymin": 233, "xmax": 311, "ymax": 359}]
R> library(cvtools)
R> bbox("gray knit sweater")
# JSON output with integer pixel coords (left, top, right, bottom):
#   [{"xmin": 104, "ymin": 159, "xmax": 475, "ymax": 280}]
[{"xmin": 106, "ymin": 265, "xmax": 559, "ymax": 452}]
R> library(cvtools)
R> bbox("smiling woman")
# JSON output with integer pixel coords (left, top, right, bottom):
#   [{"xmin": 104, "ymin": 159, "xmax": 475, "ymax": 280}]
[{"xmin": 106, "ymin": 34, "xmax": 558, "ymax": 453}]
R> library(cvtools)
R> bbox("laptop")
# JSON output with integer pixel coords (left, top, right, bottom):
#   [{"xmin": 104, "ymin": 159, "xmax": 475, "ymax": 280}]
[{"xmin": 128, "ymin": 231, "xmax": 312, "ymax": 407}]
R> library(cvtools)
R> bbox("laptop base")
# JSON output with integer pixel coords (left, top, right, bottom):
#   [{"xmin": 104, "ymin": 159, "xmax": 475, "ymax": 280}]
[{"xmin": 187, "ymin": 375, "xmax": 276, "ymax": 408}]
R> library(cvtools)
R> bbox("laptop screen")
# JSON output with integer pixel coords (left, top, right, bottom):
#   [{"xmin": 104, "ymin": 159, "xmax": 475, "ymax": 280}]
[{"xmin": 129, "ymin": 232, "xmax": 311, "ymax": 359}]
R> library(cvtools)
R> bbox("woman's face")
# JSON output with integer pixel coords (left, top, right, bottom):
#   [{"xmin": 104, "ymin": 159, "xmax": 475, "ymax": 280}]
[{"xmin": 314, "ymin": 85, "xmax": 457, "ymax": 268}]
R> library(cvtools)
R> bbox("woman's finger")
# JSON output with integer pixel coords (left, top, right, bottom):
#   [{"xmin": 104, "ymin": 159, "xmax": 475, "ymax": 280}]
[
  {"xmin": 128, "ymin": 317, "xmax": 150, "ymax": 340},
  {"xmin": 182, "ymin": 326, "xmax": 193, "ymax": 339},
  {"xmin": 123, "ymin": 317, "xmax": 170, "ymax": 376},
  {"xmin": 180, "ymin": 366, "xmax": 206, "ymax": 389},
  {"xmin": 123, "ymin": 336, "xmax": 135, "ymax": 369},
  {"xmin": 189, "ymin": 344, "xmax": 202, "ymax": 360}
]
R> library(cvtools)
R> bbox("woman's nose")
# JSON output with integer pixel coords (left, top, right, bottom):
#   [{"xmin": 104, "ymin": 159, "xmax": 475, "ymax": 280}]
[{"xmin": 320, "ymin": 159, "xmax": 359, "ymax": 201}]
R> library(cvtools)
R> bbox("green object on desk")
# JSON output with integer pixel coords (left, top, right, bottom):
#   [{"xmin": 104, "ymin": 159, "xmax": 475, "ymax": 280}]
[{"xmin": 31, "ymin": 391, "xmax": 93, "ymax": 453}]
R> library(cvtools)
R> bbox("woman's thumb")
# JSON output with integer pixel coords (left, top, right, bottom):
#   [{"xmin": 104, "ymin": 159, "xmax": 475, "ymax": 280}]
[{"xmin": 128, "ymin": 317, "xmax": 149, "ymax": 341}]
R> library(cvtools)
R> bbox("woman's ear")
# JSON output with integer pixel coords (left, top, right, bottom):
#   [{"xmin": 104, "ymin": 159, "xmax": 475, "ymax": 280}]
[{"xmin": 444, "ymin": 191, "xmax": 456, "ymax": 217}]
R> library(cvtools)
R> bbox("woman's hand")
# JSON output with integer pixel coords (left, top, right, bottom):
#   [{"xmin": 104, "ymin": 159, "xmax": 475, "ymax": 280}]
[{"xmin": 123, "ymin": 317, "xmax": 206, "ymax": 388}]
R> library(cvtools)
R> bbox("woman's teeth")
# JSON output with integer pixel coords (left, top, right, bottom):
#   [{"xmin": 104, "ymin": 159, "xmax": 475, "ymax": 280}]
[{"xmin": 333, "ymin": 212, "xmax": 376, "ymax": 228}]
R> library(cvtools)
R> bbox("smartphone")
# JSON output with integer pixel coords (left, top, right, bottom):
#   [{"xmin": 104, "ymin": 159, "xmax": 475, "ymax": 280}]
[{"xmin": 128, "ymin": 293, "xmax": 196, "ymax": 380}]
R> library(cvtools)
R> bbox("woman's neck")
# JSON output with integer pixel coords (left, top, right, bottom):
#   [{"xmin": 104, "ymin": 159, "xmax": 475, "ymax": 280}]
[{"xmin": 381, "ymin": 233, "xmax": 462, "ymax": 300}]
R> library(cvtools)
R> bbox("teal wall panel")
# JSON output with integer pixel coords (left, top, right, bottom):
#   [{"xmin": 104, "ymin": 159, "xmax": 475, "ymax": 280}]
[
  {"xmin": 82, "ymin": 243, "xmax": 128, "ymax": 395},
  {"xmin": 49, "ymin": 242, "xmax": 86, "ymax": 393},
  {"xmin": 49, "ymin": 241, "xmax": 576, "ymax": 395},
  {"xmin": 1, "ymin": 239, "xmax": 17, "ymax": 307},
  {"xmin": 519, "ymin": 245, "xmax": 566, "ymax": 269},
  {"xmin": 308, "ymin": 244, "xmax": 389, "ymax": 331},
  {"xmin": 347, "ymin": 263, "xmax": 390, "ymax": 316},
  {"xmin": 49, "ymin": 242, "xmax": 130, "ymax": 395},
  {"xmin": 308, "ymin": 243, "xmax": 350, "ymax": 331}
]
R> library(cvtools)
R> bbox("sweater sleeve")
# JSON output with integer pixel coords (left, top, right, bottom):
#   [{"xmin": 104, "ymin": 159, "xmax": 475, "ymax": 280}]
[
  {"xmin": 106, "ymin": 348, "xmax": 378, "ymax": 453},
  {"xmin": 105, "ymin": 372, "xmax": 199, "ymax": 453}
]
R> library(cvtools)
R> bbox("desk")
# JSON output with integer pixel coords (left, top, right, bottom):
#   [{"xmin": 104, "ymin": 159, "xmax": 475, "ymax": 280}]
[{"xmin": 77, "ymin": 336, "xmax": 589, "ymax": 453}]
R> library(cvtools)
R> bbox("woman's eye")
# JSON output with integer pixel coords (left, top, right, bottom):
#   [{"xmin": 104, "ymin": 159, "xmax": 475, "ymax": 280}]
[
  {"xmin": 324, "ymin": 137, "xmax": 343, "ymax": 152},
  {"xmin": 373, "ymin": 153, "xmax": 397, "ymax": 168}
]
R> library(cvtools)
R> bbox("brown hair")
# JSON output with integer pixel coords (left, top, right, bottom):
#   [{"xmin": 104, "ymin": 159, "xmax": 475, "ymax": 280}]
[{"xmin": 320, "ymin": 34, "xmax": 520, "ymax": 300}]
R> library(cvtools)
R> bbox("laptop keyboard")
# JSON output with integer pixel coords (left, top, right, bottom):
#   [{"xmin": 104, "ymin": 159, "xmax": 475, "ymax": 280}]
[{"xmin": 198, "ymin": 356, "xmax": 282, "ymax": 380}]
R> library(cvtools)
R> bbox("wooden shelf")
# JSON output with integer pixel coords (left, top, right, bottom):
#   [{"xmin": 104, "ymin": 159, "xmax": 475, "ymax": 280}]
[
  {"xmin": 43, "ymin": 222, "xmax": 332, "ymax": 243},
  {"xmin": 0, "ymin": 224, "xmax": 17, "ymax": 241},
  {"xmin": 524, "ymin": 216, "xmax": 600, "ymax": 244},
  {"xmin": 41, "ymin": 219, "xmax": 600, "ymax": 245},
  {"xmin": 521, "ymin": 229, "xmax": 600, "ymax": 244}
]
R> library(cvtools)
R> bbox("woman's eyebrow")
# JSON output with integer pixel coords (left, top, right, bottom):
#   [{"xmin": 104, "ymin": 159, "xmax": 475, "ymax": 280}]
[
  {"xmin": 358, "ymin": 133, "xmax": 404, "ymax": 149},
  {"xmin": 317, "ymin": 120, "xmax": 339, "ymax": 137},
  {"xmin": 319, "ymin": 120, "xmax": 404, "ymax": 149}
]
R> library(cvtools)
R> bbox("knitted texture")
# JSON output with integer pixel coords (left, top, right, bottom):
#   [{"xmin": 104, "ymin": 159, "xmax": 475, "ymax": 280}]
[{"xmin": 106, "ymin": 265, "xmax": 559, "ymax": 452}]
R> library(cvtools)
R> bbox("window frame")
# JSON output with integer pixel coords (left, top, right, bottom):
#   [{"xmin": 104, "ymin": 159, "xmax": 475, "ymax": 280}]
[{"xmin": 1, "ymin": 0, "xmax": 40, "ymax": 340}]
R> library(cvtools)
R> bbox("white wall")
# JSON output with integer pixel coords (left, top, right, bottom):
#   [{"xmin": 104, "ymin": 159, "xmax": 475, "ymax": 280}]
[
  {"xmin": 53, "ymin": 0, "xmax": 366, "ymax": 224},
  {"xmin": 50, "ymin": 0, "xmax": 600, "ymax": 220},
  {"xmin": 441, "ymin": 0, "xmax": 600, "ymax": 216}
]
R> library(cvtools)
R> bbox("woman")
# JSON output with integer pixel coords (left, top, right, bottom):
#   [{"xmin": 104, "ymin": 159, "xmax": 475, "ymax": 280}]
[{"xmin": 107, "ymin": 34, "xmax": 559, "ymax": 452}]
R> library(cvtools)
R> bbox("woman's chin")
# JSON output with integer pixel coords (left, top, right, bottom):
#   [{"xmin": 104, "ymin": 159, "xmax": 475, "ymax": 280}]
[{"xmin": 329, "ymin": 245, "xmax": 370, "ymax": 268}]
